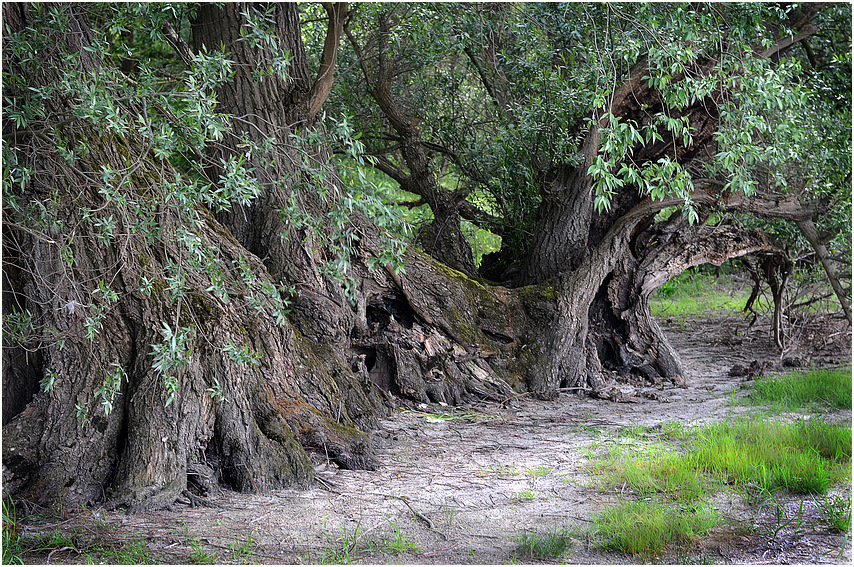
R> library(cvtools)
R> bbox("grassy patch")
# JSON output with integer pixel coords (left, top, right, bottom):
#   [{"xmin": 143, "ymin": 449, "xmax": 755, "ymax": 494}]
[
  {"xmin": 692, "ymin": 417, "xmax": 851, "ymax": 494},
  {"xmin": 599, "ymin": 446, "xmax": 705, "ymax": 502},
  {"xmin": 650, "ymin": 271, "xmax": 762, "ymax": 318},
  {"xmin": 599, "ymin": 416, "xmax": 851, "ymax": 500},
  {"xmin": 744, "ymin": 367, "xmax": 852, "ymax": 411},
  {"xmin": 514, "ymin": 528, "xmax": 574, "ymax": 559},
  {"xmin": 595, "ymin": 501, "xmax": 718, "ymax": 558}
]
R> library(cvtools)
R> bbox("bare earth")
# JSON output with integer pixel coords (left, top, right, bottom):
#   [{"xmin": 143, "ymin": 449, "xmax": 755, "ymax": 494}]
[{"xmin": 14, "ymin": 313, "xmax": 852, "ymax": 564}]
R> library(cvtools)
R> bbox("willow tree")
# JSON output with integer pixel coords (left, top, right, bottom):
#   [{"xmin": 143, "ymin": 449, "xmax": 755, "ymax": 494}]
[
  {"xmin": 334, "ymin": 2, "xmax": 850, "ymax": 390},
  {"xmin": 3, "ymin": 2, "xmax": 850, "ymax": 512}
]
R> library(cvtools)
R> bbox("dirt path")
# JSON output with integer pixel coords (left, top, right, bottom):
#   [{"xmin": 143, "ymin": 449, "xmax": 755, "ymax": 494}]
[{"xmin": 14, "ymin": 315, "xmax": 852, "ymax": 564}]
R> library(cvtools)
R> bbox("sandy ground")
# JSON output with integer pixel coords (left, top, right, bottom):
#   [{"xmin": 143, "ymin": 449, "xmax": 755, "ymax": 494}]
[{"xmin": 12, "ymin": 313, "xmax": 853, "ymax": 564}]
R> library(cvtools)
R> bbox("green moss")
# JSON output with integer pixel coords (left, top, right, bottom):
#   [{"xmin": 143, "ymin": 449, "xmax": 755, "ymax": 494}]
[{"xmin": 513, "ymin": 279, "xmax": 560, "ymax": 303}]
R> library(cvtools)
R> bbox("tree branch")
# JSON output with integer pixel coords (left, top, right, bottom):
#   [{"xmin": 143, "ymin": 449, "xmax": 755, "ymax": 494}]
[
  {"xmin": 306, "ymin": 2, "xmax": 348, "ymax": 120},
  {"xmin": 162, "ymin": 22, "xmax": 193, "ymax": 67},
  {"xmin": 463, "ymin": 45, "xmax": 517, "ymax": 126},
  {"xmin": 796, "ymin": 218, "xmax": 852, "ymax": 324}
]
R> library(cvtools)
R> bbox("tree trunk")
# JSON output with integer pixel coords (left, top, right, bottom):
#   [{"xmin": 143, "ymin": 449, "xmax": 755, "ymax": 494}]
[
  {"xmin": 796, "ymin": 219, "xmax": 852, "ymax": 325},
  {"xmin": 1, "ymin": 3, "xmax": 381, "ymax": 510},
  {"xmin": 0, "ymin": 3, "xmax": 523, "ymax": 511}
]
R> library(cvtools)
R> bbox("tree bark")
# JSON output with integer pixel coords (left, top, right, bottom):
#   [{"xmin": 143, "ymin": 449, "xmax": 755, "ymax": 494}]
[{"xmin": 1, "ymin": 2, "xmax": 523, "ymax": 511}]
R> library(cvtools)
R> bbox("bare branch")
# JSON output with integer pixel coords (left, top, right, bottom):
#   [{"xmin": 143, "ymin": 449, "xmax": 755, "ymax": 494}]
[{"xmin": 306, "ymin": 3, "xmax": 348, "ymax": 121}]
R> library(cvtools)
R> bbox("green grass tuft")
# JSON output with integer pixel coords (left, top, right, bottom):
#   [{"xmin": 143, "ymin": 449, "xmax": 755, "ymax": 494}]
[
  {"xmin": 691, "ymin": 417, "xmax": 851, "ymax": 495},
  {"xmin": 514, "ymin": 528, "xmax": 573, "ymax": 558},
  {"xmin": 745, "ymin": 367, "xmax": 852, "ymax": 411},
  {"xmin": 597, "ymin": 417, "xmax": 851, "ymax": 504},
  {"xmin": 595, "ymin": 501, "xmax": 718, "ymax": 558}
]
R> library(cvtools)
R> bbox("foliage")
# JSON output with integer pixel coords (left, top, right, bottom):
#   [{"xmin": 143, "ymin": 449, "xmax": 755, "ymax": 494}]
[{"xmin": 334, "ymin": 2, "xmax": 851, "ymax": 272}]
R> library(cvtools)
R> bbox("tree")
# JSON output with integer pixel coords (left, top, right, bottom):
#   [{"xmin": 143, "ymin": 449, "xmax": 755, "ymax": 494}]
[
  {"xmin": 3, "ymin": 2, "xmax": 850, "ymax": 511},
  {"xmin": 334, "ymin": 2, "xmax": 850, "ymax": 391}
]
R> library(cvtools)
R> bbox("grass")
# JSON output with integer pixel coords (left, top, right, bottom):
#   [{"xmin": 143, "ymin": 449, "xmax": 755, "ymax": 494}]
[
  {"xmin": 595, "ymin": 501, "xmax": 718, "ymax": 558},
  {"xmin": 376, "ymin": 519, "xmax": 421, "ymax": 554},
  {"xmin": 692, "ymin": 417, "xmax": 851, "ymax": 494},
  {"xmin": 650, "ymin": 270, "xmax": 763, "ymax": 318},
  {"xmin": 227, "ymin": 536, "xmax": 257, "ymax": 563},
  {"xmin": 527, "ymin": 464, "xmax": 555, "ymax": 477},
  {"xmin": 598, "ymin": 446, "xmax": 705, "ymax": 502},
  {"xmin": 319, "ymin": 520, "xmax": 362, "ymax": 564},
  {"xmin": 743, "ymin": 367, "xmax": 852, "ymax": 411},
  {"xmin": 813, "ymin": 494, "xmax": 852, "ymax": 533},
  {"xmin": 511, "ymin": 489, "xmax": 543, "ymax": 502},
  {"xmin": 598, "ymin": 416, "xmax": 851, "ymax": 501},
  {"xmin": 514, "ymin": 527, "xmax": 574, "ymax": 559},
  {"xmin": 188, "ymin": 538, "xmax": 219, "ymax": 564}
]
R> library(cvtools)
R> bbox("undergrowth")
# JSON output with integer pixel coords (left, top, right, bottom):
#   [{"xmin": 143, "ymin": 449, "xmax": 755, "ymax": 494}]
[
  {"xmin": 650, "ymin": 270, "xmax": 763, "ymax": 317},
  {"xmin": 514, "ymin": 527, "xmax": 575, "ymax": 559}
]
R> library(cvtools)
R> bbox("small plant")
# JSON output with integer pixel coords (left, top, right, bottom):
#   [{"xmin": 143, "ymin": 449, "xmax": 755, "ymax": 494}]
[
  {"xmin": 479, "ymin": 463, "xmax": 520, "ymax": 477},
  {"xmin": 528, "ymin": 464, "xmax": 555, "ymax": 477},
  {"xmin": 813, "ymin": 494, "xmax": 852, "ymax": 533},
  {"xmin": 379, "ymin": 519, "xmax": 421, "ymax": 554},
  {"xmin": 228, "ymin": 536, "xmax": 257, "ymax": 562},
  {"xmin": 511, "ymin": 489, "xmax": 542, "ymax": 502},
  {"xmin": 2, "ymin": 500, "xmax": 23, "ymax": 565},
  {"xmin": 188, "ymin": 538, "xmax": 218, "ymax": 564},
  {"xmin": 320, "ymin": 520, "xmax": 361, "ymax": 564},
  {"xmin": 441, "ymin": 497, "xmax": 457, "ymax": 526},
  {"xmin": 759, "ymin": 495, "xmax": 806, "ymax": 541},
  {"xmin": 514, "ymin": 528, "xmax": 573, "ymax": 558}
]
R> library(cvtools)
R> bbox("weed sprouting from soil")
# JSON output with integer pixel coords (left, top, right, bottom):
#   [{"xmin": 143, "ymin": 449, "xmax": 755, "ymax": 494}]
[
  {"xmin": 376, "ymin": 519, "xmax": 421, "ymax": 554},
  {"xmin": 813, "ymin": 494, "xmax": 853, "ymax": 534},
  {"xmin": 188, "ymin": 538, "xmax": 219, "ymax": 564}
]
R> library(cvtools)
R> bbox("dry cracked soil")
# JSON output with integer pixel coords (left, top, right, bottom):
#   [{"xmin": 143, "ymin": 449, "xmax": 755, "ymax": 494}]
[{"xmin": 10, "ymin": 313, "xmax": 853, "ymax": 565}]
